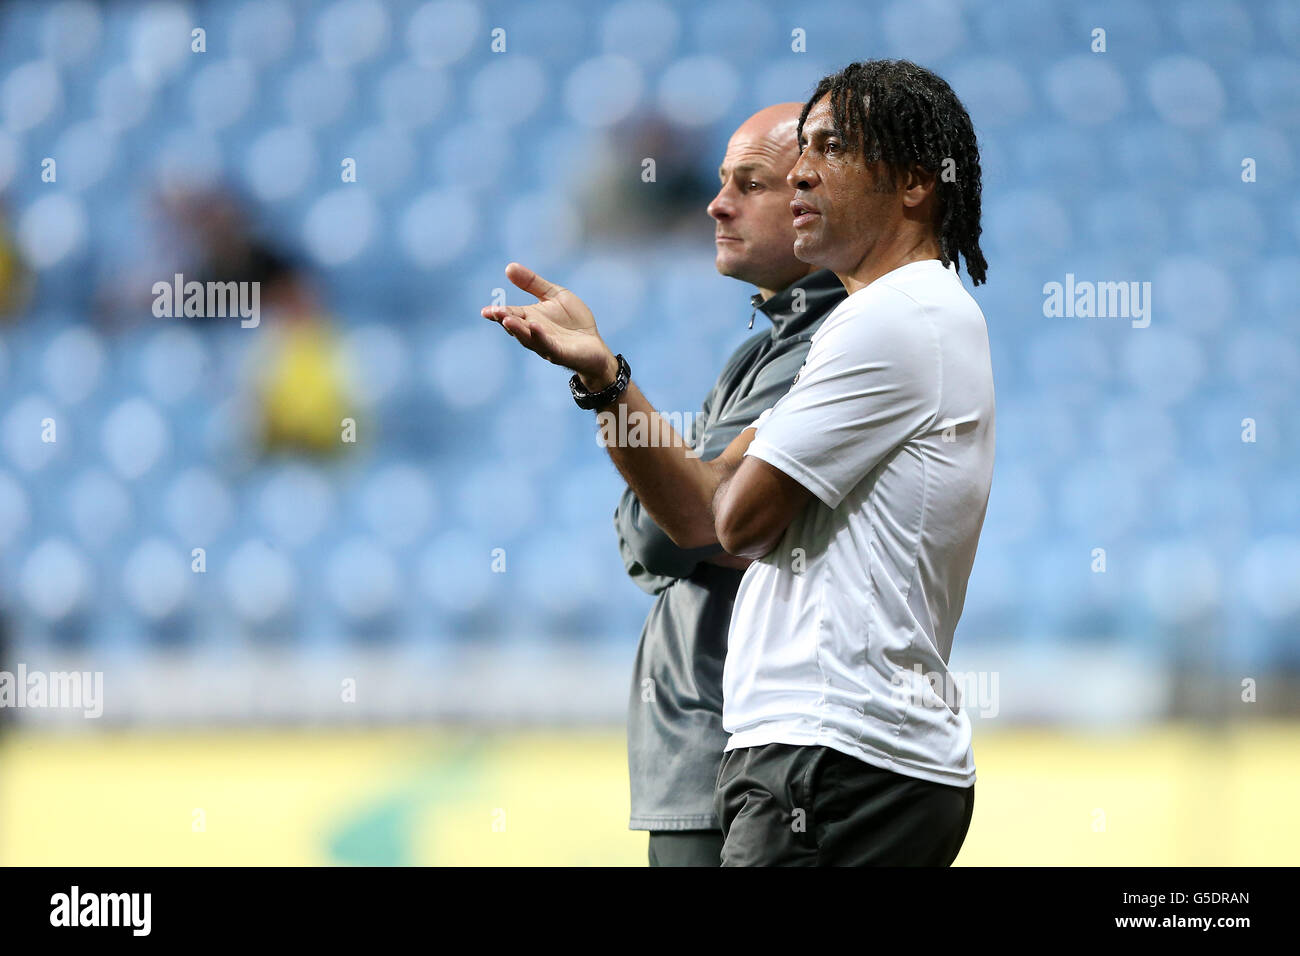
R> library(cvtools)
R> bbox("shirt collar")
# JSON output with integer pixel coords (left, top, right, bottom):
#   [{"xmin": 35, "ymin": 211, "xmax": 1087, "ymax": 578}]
[{"xmin": 752, "ymin": 269, "xmax": 846, "ymax": 339}]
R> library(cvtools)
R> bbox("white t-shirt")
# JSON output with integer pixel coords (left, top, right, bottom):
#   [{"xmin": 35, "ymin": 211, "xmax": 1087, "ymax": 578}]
[{"xmin": 722, "ymin": 258, "xmax": 995, "ymax": 787}]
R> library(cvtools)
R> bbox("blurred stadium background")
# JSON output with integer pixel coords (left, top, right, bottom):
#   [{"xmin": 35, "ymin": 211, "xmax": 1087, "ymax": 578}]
[{"xmin": 0, "ymin": 0, "xmax": 1298, "ymax": 865}]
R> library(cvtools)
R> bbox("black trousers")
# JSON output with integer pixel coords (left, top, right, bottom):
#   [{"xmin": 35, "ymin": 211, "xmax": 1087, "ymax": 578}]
[
  {"xmin": 715, "ymin": 743, "xmax": 975, "ymax": 866},
  {"xmin": 647, "ymin": 829, "xmax": 724, "ymax": 867}
]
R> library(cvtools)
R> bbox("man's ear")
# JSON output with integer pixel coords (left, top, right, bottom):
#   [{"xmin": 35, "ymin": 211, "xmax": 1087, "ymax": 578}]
[{"xmin": 901, "ymin": 164, "xmax": 937, "ymax": 208}]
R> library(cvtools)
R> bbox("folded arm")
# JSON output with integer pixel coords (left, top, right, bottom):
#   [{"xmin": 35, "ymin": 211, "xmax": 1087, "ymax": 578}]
[{"xmin": 713, "ymin": 454, "xmax": 814, "ymax": 560}]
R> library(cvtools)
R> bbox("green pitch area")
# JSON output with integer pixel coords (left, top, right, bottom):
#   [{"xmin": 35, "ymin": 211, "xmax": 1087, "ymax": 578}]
[{"xmin": 2, "ymin": 723, "xmax": 1297, "ymax": 865}]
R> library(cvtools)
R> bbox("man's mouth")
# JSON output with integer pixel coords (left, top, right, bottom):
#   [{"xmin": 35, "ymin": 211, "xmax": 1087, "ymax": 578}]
[
  {"xmin": 791, "ymin": 199, "xmax": 820, "ymax": 228},
  {"xmin": 716, "ymin": 234, "xmax": 742, "ymax": 242}
]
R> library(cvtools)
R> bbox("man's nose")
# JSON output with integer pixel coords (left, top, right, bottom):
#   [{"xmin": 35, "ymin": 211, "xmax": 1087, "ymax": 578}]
[
  {"xmin": 707, "ymin": 188, "xmax": 732, "ymax": 222},
  {"xmin": 707, "ymin": 179, "xmax": 738, "ymax": 221},
  {"xmin": 787, "ymin": 161, "xmax": 816, "ymax": 191}
]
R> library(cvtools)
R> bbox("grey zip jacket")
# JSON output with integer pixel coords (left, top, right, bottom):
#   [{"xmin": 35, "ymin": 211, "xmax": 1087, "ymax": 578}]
[{"xmin": 615, "ymin": 269, "xmax": 848, "ymax": 830}]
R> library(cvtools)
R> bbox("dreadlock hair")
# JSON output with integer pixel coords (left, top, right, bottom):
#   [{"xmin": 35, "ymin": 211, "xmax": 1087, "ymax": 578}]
[{"xmin": 797, "ymin": 59, "xmax": 988, "ymax": 285}]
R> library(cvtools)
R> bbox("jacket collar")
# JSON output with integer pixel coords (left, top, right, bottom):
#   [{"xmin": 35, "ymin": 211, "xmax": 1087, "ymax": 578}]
[{"xmin": 750, "ymin": 268, "xmax": 846, "ymax": 340}]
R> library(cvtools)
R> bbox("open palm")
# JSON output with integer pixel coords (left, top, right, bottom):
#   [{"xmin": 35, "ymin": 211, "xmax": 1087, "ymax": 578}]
[{"xmin": 481, "ymin": 262, "xmax": 613, "ymax": 381}]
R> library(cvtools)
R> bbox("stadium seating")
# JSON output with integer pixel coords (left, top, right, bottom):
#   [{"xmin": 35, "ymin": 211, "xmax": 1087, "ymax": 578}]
[{"xmin": 0, "ymin": 0, "xmax": 1296, "ymax": 675}]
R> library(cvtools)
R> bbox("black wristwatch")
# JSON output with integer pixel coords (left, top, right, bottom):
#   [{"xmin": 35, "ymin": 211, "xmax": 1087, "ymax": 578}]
[{"xmin": 569, "ymin": 354, "xmax": 631, "ymax": 410}]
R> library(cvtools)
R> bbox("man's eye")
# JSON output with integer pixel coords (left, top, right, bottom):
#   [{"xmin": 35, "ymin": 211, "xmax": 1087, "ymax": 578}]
[
  {"xmin": 747, "ymin": 181, "xmax": 762, "ymax": 191},
  {"xmin": 825, "ymin": 140, "xmax": 839, "ymax": 153}
]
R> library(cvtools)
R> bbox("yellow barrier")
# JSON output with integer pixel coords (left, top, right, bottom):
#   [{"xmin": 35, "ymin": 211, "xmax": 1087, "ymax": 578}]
[{"xmin": 2, "ymin": 723, "xmax": 1296, "ymax": 865}]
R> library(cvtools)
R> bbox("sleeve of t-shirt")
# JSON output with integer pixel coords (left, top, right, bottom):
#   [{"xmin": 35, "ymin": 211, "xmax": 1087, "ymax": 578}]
[
  {"xmin": 748, "ymin": 406, "xmax": 776, "ymax": 432},
  {"xmin": 745, "ymin": 286, "xmax": 940, "ymax": 510}
]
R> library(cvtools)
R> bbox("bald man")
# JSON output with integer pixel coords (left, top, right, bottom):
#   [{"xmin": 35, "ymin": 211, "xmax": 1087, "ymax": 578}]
[{"xmin": 482, "ymin": 104, "xmax": 846, "ymax": 865}]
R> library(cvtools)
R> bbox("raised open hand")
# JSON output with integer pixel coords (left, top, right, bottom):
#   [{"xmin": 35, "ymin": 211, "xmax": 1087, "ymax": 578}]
[{"xmin": 481, "ymin": 263, "xmax": 617, "ymax": 387}]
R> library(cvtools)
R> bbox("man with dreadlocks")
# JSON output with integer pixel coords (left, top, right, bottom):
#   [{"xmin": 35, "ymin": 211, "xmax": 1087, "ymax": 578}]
[{"xmin": 705, "ymin": 59, "xmax": 995, "ymax": 865}]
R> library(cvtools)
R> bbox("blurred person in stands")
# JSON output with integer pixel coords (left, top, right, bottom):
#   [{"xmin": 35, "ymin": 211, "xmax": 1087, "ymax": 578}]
[
  {"xmin": 0, "ymin": 200, "xmax": 33, "ymax": 319},
  {"xmin": 482, "ymin": 104, "xmax": 847, "ymax": 866},
  {"xmin": 100, "ymin": 185, "xmax": 356, "ymax": 457},
  {"xmin": 157, "ymin": 188, "xmax": 355, "ymax": 456},
  {"xmin": 246, "ymin": 251, "xmax": 355, "ymax": 458},
  {"xmin": 583, "ymin": 113, "xmax": 717, "ymax": 241},
  {"xmin": 97, "ymin": 186, "xmax": 287, "ymax": 327}
]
